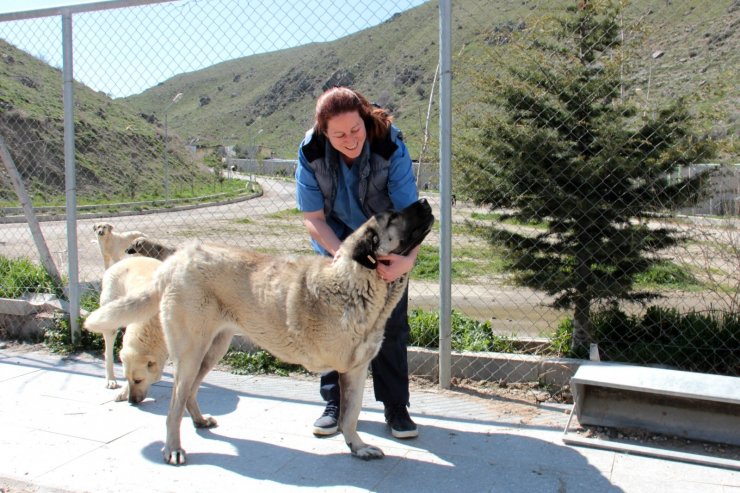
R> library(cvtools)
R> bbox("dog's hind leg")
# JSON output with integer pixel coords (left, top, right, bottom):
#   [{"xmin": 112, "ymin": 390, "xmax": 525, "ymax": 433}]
[
  {"xmin": 185, "ymin": 330, "xmax": 233, "ymax": 429},
  {"xmin": 102, "ymin": 330, "xmax": 119, "ymax": 389},
  {"xmin": 162, "ymin": 328, "xmax": 232, "ymax": 466},
  {"xmin": 163, "ymin": 355, "xmax": 200, "ymax": 466},
  {"xmin": 339, "ymin": 365, "xmax": 384, "ymax": 460}
]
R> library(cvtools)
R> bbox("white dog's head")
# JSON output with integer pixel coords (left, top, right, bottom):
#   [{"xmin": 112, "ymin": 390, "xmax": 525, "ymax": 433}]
[
  {"xmin": 118, "ymin": 346, "xmax": 164, "ymax": 404},
  {"xmin": 93, "ymin": 223, "xmax": 113, "ymax": 238}
]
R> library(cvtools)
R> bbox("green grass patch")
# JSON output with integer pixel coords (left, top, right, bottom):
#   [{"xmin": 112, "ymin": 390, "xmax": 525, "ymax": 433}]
[
  {"xmin": 634, "ymin": 261, "xmax": 702, "ymax": 290},
  {"xmin": 470, "ymin": 212, "xmax": 548, "ymax": 229},
  {"xmin": 266, "ymin": 208, "xmax": 301, "ymax": 219},
  {"xmin": 412, "ymin": 244, "xmax": 506, "ymax": 283},
  {"xmin": 0, "ymin": 256, "xmax": 64, "ymax": 298},
  {"xmin": 409, "ymin": 308, "xmax": 517, "ymax": 353},
  {"xmin": 221, "ymin": 350, "xmax": 306, "ymax": 376},
  {"xmin": 0, "ymin": 178, "xmax": 255, "ymax": 210}
]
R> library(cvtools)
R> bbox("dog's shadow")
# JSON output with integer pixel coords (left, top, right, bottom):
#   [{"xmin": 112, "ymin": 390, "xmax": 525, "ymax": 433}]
[
  {"xmin": 139, "ymin": 420, "xmax": 623, "ymax": 492},
  {"xmin": 126, "ymin": 377, "xmax": 240, "ymax": 417}
]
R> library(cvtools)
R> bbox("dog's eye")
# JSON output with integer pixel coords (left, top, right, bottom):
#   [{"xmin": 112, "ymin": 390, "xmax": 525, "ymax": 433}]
[
  {"xmin": 134, "ymin": 379, "xmax": 143, "ymax": 385},
  {"xmin": 148, "ymin": 361, "xmax": 156, "ymax": 368}
]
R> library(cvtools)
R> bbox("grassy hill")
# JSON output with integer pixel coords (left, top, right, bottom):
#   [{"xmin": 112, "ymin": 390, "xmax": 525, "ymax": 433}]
[
  {"xmin": 0, "ymin": 38, "xmax": 208, "ymax": 205},
  {"xmin": 125, "ymin": 0, "xmax": 738, "ymax": 161}
]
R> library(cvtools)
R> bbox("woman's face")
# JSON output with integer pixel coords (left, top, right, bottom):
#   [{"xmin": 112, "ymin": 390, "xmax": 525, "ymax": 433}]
[{"xmin": 324, "ymin": 111, "xmax": 366, "ymax": 163}]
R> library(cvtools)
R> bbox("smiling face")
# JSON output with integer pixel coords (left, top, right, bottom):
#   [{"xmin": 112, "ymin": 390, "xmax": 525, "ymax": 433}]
[{"xmin": 325, "ymin": 111, "xmax": 366, "ymax": 164}]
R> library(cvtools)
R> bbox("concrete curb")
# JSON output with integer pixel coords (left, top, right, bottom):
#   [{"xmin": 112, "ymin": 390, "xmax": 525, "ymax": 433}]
[{"xmin": 408, "ymin": 347, "xmax": 581, "ymax": 386}]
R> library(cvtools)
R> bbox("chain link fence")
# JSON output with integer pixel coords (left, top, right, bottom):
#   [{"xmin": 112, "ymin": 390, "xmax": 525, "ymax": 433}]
[{"xmin": 0, "ymin": 0, "xmax": 737, "ymax": 386}]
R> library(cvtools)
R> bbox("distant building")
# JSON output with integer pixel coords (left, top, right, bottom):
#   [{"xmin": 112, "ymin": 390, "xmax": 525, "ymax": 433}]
[{"xmin": 674, "ymin": 163, "xmax": 739, "ymax": 216}]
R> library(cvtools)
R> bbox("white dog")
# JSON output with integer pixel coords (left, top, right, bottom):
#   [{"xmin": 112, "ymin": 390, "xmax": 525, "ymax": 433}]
[
  {"xmin": 85, "ymin": 256, "xmax": 168, "ymax": 403},
  {"xmin": 93, "ymin": 223, "xmax": 147, "ymax": 269}
]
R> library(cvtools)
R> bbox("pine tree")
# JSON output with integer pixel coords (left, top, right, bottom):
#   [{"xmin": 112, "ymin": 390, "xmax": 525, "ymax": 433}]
[{"xmin": 456, "ymin": 0, "xmax": 715, "ymax": 351}]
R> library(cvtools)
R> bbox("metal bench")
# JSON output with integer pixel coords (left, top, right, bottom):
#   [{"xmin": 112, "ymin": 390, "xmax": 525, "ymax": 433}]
[{"xmin": 562, "ymin": 362, "xmax": 740, "ymax": 470}]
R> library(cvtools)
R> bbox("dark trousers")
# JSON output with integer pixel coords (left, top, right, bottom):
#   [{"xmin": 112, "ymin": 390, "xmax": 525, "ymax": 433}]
[{"xmin": 319, "ymin": 288, "xmax": 410, "ymax": 408}]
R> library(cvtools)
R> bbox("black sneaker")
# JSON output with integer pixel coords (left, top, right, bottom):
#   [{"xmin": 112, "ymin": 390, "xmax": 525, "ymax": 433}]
[
  {"xmin": 384, "ymin": 404, "xmax": 419, "ymax": 439},
  {"xmin": 313, "ymin": 401, "xmax": 340, "ymax": 436}
]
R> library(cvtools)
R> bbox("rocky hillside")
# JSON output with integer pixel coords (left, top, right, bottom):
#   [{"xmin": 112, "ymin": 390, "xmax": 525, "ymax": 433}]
[{"xmin": 0, "ymin": 39, "xmax": 205, "ymax": 204}]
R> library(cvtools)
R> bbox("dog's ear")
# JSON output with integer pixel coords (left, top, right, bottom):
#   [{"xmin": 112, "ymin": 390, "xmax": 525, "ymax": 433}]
[{"xmin": 351, "ymin": 228, "xmax": 379, "ymax": 269}]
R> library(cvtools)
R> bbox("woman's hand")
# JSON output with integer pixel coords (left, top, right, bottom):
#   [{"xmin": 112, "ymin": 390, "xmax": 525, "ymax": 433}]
[{"xmin": 376, "ymin": 245, "xmax": 420, "ymax": 283}]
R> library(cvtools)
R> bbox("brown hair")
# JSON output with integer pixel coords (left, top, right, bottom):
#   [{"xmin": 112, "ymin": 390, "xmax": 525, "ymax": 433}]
[{"xmin": 314, "ymin": 87, "xmax": 393, "ymax": 142}]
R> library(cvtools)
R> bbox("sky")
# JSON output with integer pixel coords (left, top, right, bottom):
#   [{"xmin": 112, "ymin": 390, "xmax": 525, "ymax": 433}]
[
  {"xmin": 0, "ymin": 0, "xmax": 427, "ymax": 98},
  {"xmin": 0, "ymin": 0, "xmax": 105, "ymax": 14}
]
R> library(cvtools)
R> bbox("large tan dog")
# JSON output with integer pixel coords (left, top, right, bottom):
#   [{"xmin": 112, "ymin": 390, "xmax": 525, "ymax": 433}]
[
  {"xmin": 93, "ymin": 223, "xmax": 147, "ymax": 269},
  {"xmin": 84, "ymin": 199, "xmax": 434, "ymax": 465},
  {"xmin": 85, "ymin": 256, "xmax": 168, "ymax": 403}
]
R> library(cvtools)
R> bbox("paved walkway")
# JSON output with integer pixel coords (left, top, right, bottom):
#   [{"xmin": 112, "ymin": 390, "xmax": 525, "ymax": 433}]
[{"xmin": 0, "ymin": 347, "xmax": 738, "ymax": 493}]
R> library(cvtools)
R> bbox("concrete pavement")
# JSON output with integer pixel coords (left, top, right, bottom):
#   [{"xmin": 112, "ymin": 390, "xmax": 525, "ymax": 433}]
[{"xmin": 0, "ymin": 346, "xmax": 738, "ymax": 493}]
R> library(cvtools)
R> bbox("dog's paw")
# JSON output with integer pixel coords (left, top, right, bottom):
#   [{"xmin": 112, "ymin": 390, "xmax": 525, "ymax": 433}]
[
  {"xmin": 106, "ymin": 380, "xmax": 119, "ymax": 390},
  {"xmin": 162, "ymin": 446, "xmax": 186, "ymax": 465},
  {"xmin": 114, "ymin": 388, "xmax": 128, "ymax": 402},
  {"xmin": 350, "ymin": 444, "xmax": 385, "ymax": 460},
  {"xmin": 193, "ymin": 415, "xmax": 218, "ymax": 429}
]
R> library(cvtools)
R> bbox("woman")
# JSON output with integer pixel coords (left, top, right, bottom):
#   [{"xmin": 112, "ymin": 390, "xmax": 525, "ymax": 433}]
[{"xmin": 295, "ymin": 86, "xmax": 420, "ymax": 439}]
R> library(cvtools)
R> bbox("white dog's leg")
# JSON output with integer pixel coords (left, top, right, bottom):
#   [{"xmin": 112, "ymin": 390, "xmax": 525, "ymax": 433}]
[
  {"xmin": 115, "ymin": 384, "xmax": 130, "ymax": 402},
  {"xmin": 102, "ymin": 330, "xmax": 119, "ymax": 389},
  {"xmin": 185, "ymin": 331, "xmax": 232, "ymax": 429},
  {"xmin": 162, "ymin": 328, "xmax": 231, "ymax": 465},
  {"xmin": 339, "ymin": 365, "xmax": 384, "ymax": 460},
  {"xmin": 163, "ymin": 358, "xmax": 200, "ymax": 465}
]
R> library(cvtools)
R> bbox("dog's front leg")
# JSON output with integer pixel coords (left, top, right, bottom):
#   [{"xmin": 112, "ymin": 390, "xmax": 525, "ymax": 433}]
[
  {"xmin": 339, "ymin": 365, "xmax": 384, "ymax": 460},
  {"xmin": 114, "ymin": 384, "xmax": 129, "ymax": 402}
]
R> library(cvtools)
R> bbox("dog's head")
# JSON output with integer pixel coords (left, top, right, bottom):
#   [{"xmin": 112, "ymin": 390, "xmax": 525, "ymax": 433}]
[
  {"xmin": 126, "ymin": 237, "xmax": 156, "ymax": 256},
  {"xmin": 119, "ymin": 347, "xmax": 164, "ymax": 404},
  {"xmin": 346, "ymin": 198, "xmax": 435, "ymax": 269},
  {"xmin": 93, "ymin": 223, "xmax": 113, "ymax": 238},
  {"xmin": 126, "ymin": 237, "xmax": 175, "ymax": 260}
]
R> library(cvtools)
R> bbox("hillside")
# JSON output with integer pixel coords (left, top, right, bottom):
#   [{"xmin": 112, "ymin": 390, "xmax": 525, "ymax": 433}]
[
  {"xmin": 126, "ymin": 0, "xmax": 738, "ymax": 161},
  {"xmin": 0, "ymin": 38, "xmax": 206, "ymax": 204},
  {"xmin": 0, "ymin": 0, "xmax": 736, "ymax": 206}
]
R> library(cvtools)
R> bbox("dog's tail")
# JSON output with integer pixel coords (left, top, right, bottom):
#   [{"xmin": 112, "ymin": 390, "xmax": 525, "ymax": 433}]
[{"xmin": 84, "ymin": 287, "xmax": 161, "ymax": 334}]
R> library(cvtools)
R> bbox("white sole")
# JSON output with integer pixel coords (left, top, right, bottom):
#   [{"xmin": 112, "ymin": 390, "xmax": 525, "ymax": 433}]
[
  {"xmin": 391, "ymin": 428, "xmax": 419, "ymax": 439},
  {"xmin": 313, "ymin": 425, "xmax": 338, "ymax": 436}
]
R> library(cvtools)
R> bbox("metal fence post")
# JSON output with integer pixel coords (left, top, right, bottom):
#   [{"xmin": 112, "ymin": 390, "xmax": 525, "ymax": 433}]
[
  {"xmin": 438, "ymin": 0, "xmax": 452, "ymax": 389},
  {"xmin": 62, "ymin": 10, "xmax": 80, "ymax": 343}
]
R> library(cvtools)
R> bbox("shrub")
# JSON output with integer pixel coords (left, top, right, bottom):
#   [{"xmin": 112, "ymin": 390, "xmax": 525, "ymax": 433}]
[
  {"xmin": 409, "ymin": 308, "xmax": 517, "ymax": 353},
  {"xmin": 222, "ymin": 350, "xmax": 304, "ymax": 376},
  {"xmin": 552, "ymin": 306, "xmax": 739, "ymax": 376},
  {"xmin": 45, "ymin": 291, "xmax": 107, "ymax": 354},
  {"xmin": 0, "ymin": 256, "xmax": 63, "ymax": 298}
]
